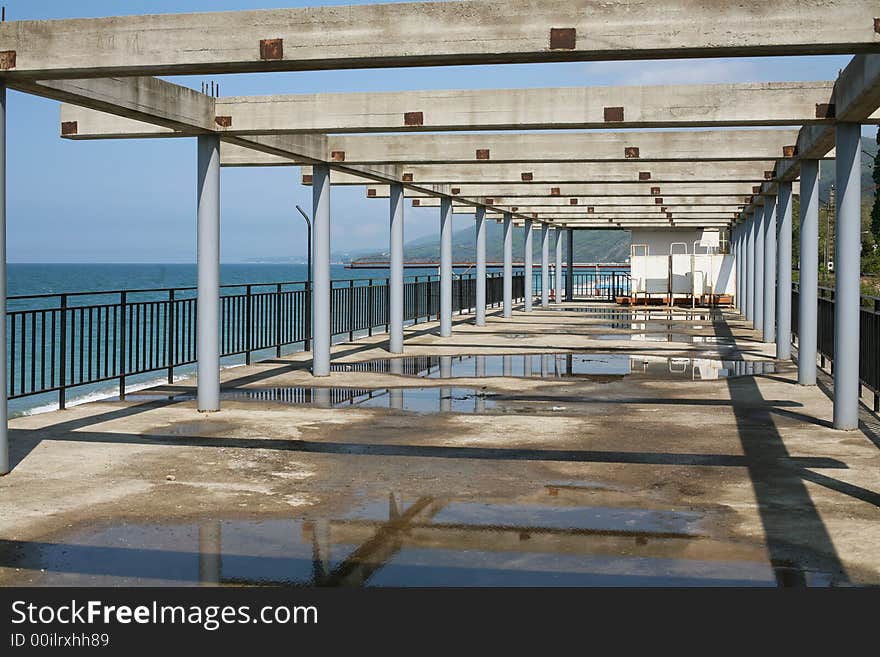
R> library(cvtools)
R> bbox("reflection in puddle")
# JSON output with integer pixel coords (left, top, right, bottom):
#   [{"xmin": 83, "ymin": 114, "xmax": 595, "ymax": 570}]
[
  {"xmin": 592, "ymin": 333, "xmax": 736, "ymax": 344},
  {"xmin": 548, "ymin": 307, "xmax": 718, "ymax": 322},
  {"xmin": 333, "ymin": 354, "xmax": 775, "ymax": 381},
  {"xmin": 2, "ymin": 494, "xmax": 829, "ymax": 587}
]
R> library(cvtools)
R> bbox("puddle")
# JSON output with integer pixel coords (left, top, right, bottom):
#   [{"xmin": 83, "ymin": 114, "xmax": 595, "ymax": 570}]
[
  {"xmin": 123, "ymin": 386, "xmax": 501, "ymax": 414},
  {"xmin": 549, "ymin": 307, "xmax": 718, "ymax": 322},
  {"xmin": 593, "ymin": 333, "xmax": 736, "ymax": 344},
  {"xmin": 0, "ymin": 494, "xmax": 824, "ymax": 587},
  {"xmin": 333, "ymin": 354, "xmax": 775, "ymax": 381}
]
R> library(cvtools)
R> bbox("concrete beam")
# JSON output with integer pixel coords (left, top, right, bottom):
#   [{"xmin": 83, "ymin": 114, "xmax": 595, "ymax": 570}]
[
  {"xmin": 450, "ymin": 205, "xmax": 741, "ymax": 215},
  {"xmin": 412, "ymin": 196, "xmax": 752, "ymax": 208},
  {"xmin": 181, "ymin": 128, "xmax": 806, "ymax": 164},
  {"xmin": 303, "ymin": 162, "xmax": 772, "ymax": 185},
  {"xmin": 207, "ymin": 81, "xmax": 868, "ymax": 133},
  {"xmin": 366, "ymin": 182, "xmax": 784, "ymax": 198},
  {"xmin": 59, "ymin": 81, "xmax": 875, "ymax": 137},
  {"xmin": 2, "ymin": 1, "xmax": 877, "ymax": 79}
]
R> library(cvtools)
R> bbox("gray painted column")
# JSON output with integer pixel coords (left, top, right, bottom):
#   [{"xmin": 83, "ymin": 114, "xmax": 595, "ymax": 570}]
[
  {"xmin": 197, "ymin": 134, "xmax": 221, "ymax": 411},
  {"xmin": 541, "ymin": 223, "xmax": 550, "ymax": 307},
  {"xmin": 833, "ymin": 123, "xmax": 862, "ymax": 430},
  {"xmin": 566, "ymin": 229, "xmax": 574, "ymax": 300},
  {"xmin": 474, "ymin": 206, "xmax": 487, "ymax": 326},
  {"xmin": 311, "ymin": 164, "xmax": 331, "ymax": 376},
  {"xmin": 523, "ymin": 219, "xmax": 533, "ymax": 311},
  {"xmin": 753, "ymin": 206, "xmax": 765, "ymax": 330},
  {"xmin": 388, "ymin": 183, "xmax": 404, "ymax": 353},
  {"xmin": 502, "ymin": 213, "xmax": 513, "ymax": 318},
  {"xmin": 554, "ymin": 228, "xmax": 563, "ymax": 304},
  {"xmin": 798, "ymin": 159, "xmax": 820, "ymax": 385},
  {"xmin": 763, "ymin": 195, "xmax": 777, "ymax": 344},
  {"xmin": 439, "ymin": 197, "xmax": 453, "ymax": 337},
  {"xmin": 736, "ymin": 227, "xmax": 743, "ymax": 312},
  {"xmin": 746, "ymin": 215, "xmax": 755, "ymax": 321},
  {"xmin": 0, "ymin": 82, "xmax": 7, "ymax": 475},
  {"xmin": 776, "ymin": 182, "xmax": 793, "ymax": 360}
]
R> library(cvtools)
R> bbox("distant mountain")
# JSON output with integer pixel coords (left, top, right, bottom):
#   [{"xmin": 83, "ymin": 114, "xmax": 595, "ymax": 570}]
[
  {"xmin": 354, "ymin": 222, "xmax": 630, "ymax": 264},
  {"xmin": 818, "ymin": 135, "xmax": 878, "ymax": 203}
]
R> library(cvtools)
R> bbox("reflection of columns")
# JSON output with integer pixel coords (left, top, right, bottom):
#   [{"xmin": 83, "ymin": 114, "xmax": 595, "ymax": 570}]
[
  {"xmin": 475, "ymin": 355, "xmax": 486, "ymax": 378},
  {"xmin": 0, "ymin": 83, "xmax": 7, "ymax": 474},
  {"xmin": 540, "ymin": 354, "xmax": 550, "ymax": 378},
  {"xmin": 833, "ymin": 123, "xmax": 862, "ymax": 430},
  {"xmin": 312, "ymin": 387, "xmax": 331, "ymax": 408},
  {"xmin": 753, "ymin": 205, "xmax": 765, "ymax": 331},
  {"xmin": 388, "ymin": 183, "xmax": 405, "ymax": 354},
  {"xmin": 439, "ymin": 198, "xmax": 453, "ymax": 337},
  {"xmin": 554, "ymin": 229, "xmax": 563, "ymax": 304},
  {"xmin": 541, "ymin": 224, "xmax": 550, "ymax": 307},
  {"xmin": 311, "ymin": 519, "xmax": 331, "ymax": 584},
  {"xmin": 312, "ymin": 164, "xmax": 332, "ymax": 376},
  {"xmin": 566, "ymin": 229, "xmax": 574, "ymax": 301},
  {"xmin": 523, "ymin": 219, "xmax": 533, "ymax": 312},
  {"xmin": 197, "ymin": 135, "xmax": 221, "ymax": 411},
  {"xmin": 797, "ymin": 159, "xmax": 819, "ymax": 385},
  {"xmin": 763, "ymin": 194, "xmax": 777, "ymax": 344},
  {"xmin": 503, "ymin": 213, "xmax": 513, "ymax": 318},
  {"xmin": 440, "ymin": 388, "xmax": 452, "ymax": 412},
  {"xmin": 475, "ymin": 207, "xmax": 487, "ymax": 326},
  {"xmin": 389, "ymin": 359, "xmax": 403, "ymax": 409},
  {"xmin": 440, "ymin": 356, "xmax": 452, "ymax": 379},
  {"xmin": 198, "ymin": 522, "xmax": 222, "ymax": 586},
  {"xmin": 503, "ymin": 355, "xmax": 512, "ymax": 377},
  {"xmin": 776, "ymin": 182, "xmax": 792, "ymax": 360}
]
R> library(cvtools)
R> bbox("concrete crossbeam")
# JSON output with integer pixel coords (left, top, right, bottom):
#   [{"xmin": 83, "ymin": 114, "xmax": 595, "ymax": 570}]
[
  {"xmin": 412, "ymin": 196, "xmax": 752, "ymax": 207},
  {"xmin": 303, "ymin": 162, "xmax": 772, "ymax": 185},
  {"xmin": 366, "ymin": 183, "xmax": 788, "ymax": 198},
  {"xmin": 450, "ymin": 206, "xmax": 741, "ymax": 215},
  {"xmin": 2, "ymin": 1, "xmax": 877, "ymax": 79},
  {"xmin": 209, "ymin": 82, "xmax": 857, "ymax": 133}
]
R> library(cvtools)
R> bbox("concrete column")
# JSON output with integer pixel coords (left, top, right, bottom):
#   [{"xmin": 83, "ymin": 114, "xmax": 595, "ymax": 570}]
[
  {"xmin": 746, "ymin": 215, "xmax": 755, "ymax": 321},
  {"xmin": 735, "ymin": 227, "xmax": 742, "ymax": 312},
  {"xmin": 439, "ymin": 197, "xmax": 453, "ymax": 337},
  {"xmin": 196, "ymin": 134, "xmax": 220, "ymax": 411},
  {"xmin": 833, "ymin": 123, "xmax": 862, "ymax": 430},
  {"xmin": 541, "ymin": 223, "xmax": 550, "ymax": 307},
  {"xmin": 776, "ymin": 182, "xmax": 793, "ymax": 360},
  {"xmin": 474, "ymin": 206, "xmax": 487, "ymax": 326},
  {"xmin": 753, "ymin": 205, "xmax": 765, "ymax": 330},
  {"xmin": 388, "ymin": 183, "xmax": 404, "ymax": 354},
  {"xmin": 502, "ymin": 213, "xmax": 513, "ymax": 318},
  {"xmin": 763, "ymin": 195, "xmax": 777, "ymax": 344},
  {"xmin": 311, "ymin": 164, "xmax": 331, "ymax": 376},
  {"xmin": 523, "ymin": 219, "xmax": 533, "ymax": 312},
  {"xmin": 0, "ymin": 83, "xmax": 7, "ymax": 475},
  {"xmin": 554, "ymin": 228, "xmax": 563, "ymax": 304},
  {"xmin": 798, "ymin": 159, "xmax": 820, "ymax": 385},
  {"xmin": 566, "ymin": 229, "xmax": 574, "ymax": 300}
]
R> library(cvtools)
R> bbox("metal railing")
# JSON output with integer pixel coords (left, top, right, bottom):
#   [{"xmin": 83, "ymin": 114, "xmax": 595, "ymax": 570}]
[
  {"xmin": 532, "ymin": 270, "xmax": 631, "ymax": 300},
  {"xmin": 6, "ymin": 272, "xmax": 524, "ymax": 406},
  {"xmin": 791, "ymin": 283, "xmax": 880, "ymax": 408}
]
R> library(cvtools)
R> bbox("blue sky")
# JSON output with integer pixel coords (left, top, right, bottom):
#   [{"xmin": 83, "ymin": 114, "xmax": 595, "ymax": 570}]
[{"xmin": 3, "ymin": 0, "xmax": 869, "ymax": 263}]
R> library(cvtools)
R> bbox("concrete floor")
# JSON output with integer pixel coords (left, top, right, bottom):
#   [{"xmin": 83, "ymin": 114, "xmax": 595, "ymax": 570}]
[{"xmin": 1, "ymin": 303, "xmax": 879, "ymax": 586}]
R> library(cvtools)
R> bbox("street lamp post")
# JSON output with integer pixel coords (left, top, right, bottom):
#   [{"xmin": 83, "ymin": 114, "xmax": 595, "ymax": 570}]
[{"xmin": 296, "ymin": 205, "xmax": 313, "ymax": 352}]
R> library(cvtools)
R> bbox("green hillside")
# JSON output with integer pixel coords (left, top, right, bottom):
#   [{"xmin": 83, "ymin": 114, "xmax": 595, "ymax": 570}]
[{"xmin": 358, "ymin": 222, "xmax": 630, "ymax": 264}]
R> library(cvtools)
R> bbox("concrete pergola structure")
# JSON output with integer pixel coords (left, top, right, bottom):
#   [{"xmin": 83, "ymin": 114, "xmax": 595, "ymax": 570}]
[{"xmin": 0, "ymin": 1, "xmax": 879, "ymax": 473}]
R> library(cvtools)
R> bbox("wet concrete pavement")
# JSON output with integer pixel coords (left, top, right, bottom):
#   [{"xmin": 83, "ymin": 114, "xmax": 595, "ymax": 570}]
[{"xmin": 1, "ymin": 303, "xmax": 879, "ymax": 586}]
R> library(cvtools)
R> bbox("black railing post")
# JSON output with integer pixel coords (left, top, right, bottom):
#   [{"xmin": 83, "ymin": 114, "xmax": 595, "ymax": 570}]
[
  {"xmin": 348, "ymin": 280, "xmax": 355, "ymax": 342},
  {"xmin": 275, "ymin": 283, "xmax": 283, "ymax": 358},
  {"xmin": 368, "ymin": 279, "xmax": 374, "ymax": 336},
  {"xmin": 245, "ymin": 285, "xmax": 253, "ymax": 365},
  {"xmin": 58, "ymin": 294, "xmax": 68, "ymax": 409},
  {"xmin": 167, "ymin": 288, "xmax": 175, "ymax": 384},
  {"xmin": 117, "ymin": 292, "xmax": 126, "ymax": 400}
]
